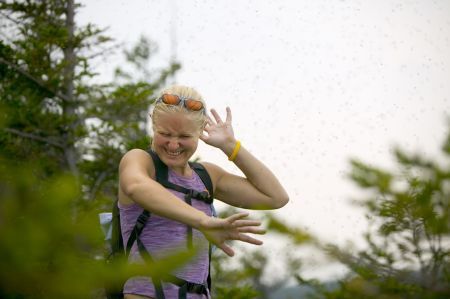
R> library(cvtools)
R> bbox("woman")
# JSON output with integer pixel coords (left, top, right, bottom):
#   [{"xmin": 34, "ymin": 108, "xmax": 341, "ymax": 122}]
[{"xmin": 118, "ymin": 85, "xmax": 289, "ymax": 298}]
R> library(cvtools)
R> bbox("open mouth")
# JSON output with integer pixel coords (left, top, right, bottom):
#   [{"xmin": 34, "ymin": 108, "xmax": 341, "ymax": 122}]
[{"xmin": 166, "ymin": 150, "xmax": 182, "ymax": 157}]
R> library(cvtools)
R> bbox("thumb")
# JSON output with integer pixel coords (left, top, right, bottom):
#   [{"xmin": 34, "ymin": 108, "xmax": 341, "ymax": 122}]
[{"xmin": 199, "ymin": 133, "xmax": 209, "ymax": 143}]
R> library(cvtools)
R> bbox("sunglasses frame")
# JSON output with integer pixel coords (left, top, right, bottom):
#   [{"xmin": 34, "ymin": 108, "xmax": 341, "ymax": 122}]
[{"xmin": 156, "ymin": 94, "xmax": 205, "ymax": 114}]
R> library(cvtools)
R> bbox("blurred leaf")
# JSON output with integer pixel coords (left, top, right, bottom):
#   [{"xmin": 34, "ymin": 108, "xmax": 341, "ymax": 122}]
[
  {"xmin": 266, "ymin": 215, "xmax": 312, "ymax": 245},
  {"xmin": 0, "ymin": 1, "xmax": 179, "ymax": 298}
]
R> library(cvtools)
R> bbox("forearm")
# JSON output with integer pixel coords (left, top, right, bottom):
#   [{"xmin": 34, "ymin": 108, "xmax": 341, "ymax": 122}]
[
  {"xmin": 222, "ymin": 141, "xmax": 289, "ymax": 208},
  {"xmin": 123, "ymin": 180, "xmax": 210, "ymax": 230}
]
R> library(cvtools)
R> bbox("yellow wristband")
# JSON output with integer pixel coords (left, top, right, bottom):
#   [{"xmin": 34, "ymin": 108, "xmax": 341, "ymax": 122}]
[{"xmin": 228, "ymin": 140, "xmax": 241, "ymax": 161}]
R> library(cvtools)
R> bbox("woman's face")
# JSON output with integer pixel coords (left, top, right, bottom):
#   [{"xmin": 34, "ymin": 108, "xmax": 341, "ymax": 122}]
[{"xmin": 152, "ymin": 111, "xmax": 201, "ymax": 171}]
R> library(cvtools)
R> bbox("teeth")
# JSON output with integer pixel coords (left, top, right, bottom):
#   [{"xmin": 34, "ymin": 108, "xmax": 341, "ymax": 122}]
[{"xmin": 167, "ymin": 150, "xmax": 181, "ymax": 156}]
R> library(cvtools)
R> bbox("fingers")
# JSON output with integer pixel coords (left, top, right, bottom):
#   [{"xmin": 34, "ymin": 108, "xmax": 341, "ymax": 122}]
[
  {"xmin": 237, "ymin": 226, "xmax": 266, "ymax": 235},
  {"xmin": 232, "ymin": 219, "xmax": 262, "ymax": 227},
  {"xmin": 210, "ymin": 109, "xmax": 223, "ymax": 124},
  {"xmin": 226, "ymin": 213, "xmax": 262, "ymax": 229},
  {"xmin": 218, "ymin": 236, "xmax": 262, "ymax": 258},
  {"xmin": 225, "ymin": 106, "xmax": 232, "ymax": 123},
  {"xmin": 237, "ymin": 233, "xmax": 264, "ymax": 245},
  {"xmin": 217, "ymin": 231, "xmax": 263, "ymax": 257},
  {"xmin": 199, "ymin": 132, "xmax": 208, "ymax": 142},
  {"xmin": 208, "ymin": 108, "xmax": 232, "ymax": 125},
  {"xmin": 225, "ymin": 212, "xmax": 249, "ymax": 223},
  {"xmin": 207, "ymin": 212, "xmax": 265, "ymax": 256},
  {"xmin": 218, "ymin": 243, "xmax": 235, "ymax": 257},
  {"xmin": 205, "ymin": 115, "xmax": 214, "ymax": 126}
]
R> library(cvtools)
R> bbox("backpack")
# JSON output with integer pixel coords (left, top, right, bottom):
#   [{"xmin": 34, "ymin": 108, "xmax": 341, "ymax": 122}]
[{"xmin": 105, "ymin": 150, "xmax": 215, "ymax": 299}]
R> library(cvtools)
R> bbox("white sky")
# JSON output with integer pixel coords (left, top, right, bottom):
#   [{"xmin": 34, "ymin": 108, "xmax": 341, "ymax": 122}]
[{"xmin": 79, "ymin": 0, "xmax": 450, "ymax": 280}]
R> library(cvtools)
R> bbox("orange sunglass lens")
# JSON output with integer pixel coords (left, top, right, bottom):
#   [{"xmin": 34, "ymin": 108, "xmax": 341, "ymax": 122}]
[
  {"xmin": 162, "ymin": 94, "xmax": 181, "ymax": 105},
  {"xmin": 185, "ymin": 99, "xmax": 204, "ymax": 111}
]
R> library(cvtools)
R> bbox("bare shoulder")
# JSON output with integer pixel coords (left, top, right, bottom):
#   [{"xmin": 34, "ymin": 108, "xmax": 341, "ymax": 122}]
[
  {"xmin": 119, "ymin": 149, "xmax": 155, "ymax": 178},
  {"xmin": 119, "ymin": 149, "xmax": 156, "ymax": 205},
  {"xmin": 121, "ymin": 148, "xmax": 150, "ymax": 159}
]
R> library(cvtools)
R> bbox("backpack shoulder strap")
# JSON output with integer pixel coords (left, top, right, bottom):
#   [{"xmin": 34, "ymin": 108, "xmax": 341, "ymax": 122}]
[
  {"xmin": 148, "ymin": 150, "xmax": 213, "ymax": 203},
  {"xmin": 109, "ymin": 198, "xmax": 124, "ymax": 257},
  {"xmin": 146, "ymin": 151, "xmax": 214, "ymax": 295},
  {"xmin": 189, "ymin": 162, "xmax": 214, "ymax": 201},
  {"xmin": 189, "ymin": 162, "xmax": 215, "ymax": 292},
  {"xmin": 148, "ymin": 150, "xmax": 169, "ymax": 183},
  {"xmin": 148, "ymin": 150, "xmax": 190, "ymax": 194}
]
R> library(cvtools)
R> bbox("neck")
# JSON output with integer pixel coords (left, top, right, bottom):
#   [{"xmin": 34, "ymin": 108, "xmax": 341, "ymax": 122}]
[{"xmin": 170, "ymin": 164, "xmax": 192, "ymax": 177}]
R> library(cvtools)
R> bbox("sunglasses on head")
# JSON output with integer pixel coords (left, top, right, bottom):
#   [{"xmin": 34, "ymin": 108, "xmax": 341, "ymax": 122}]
[{"xmin": 156, "ymin": 94, "xmax": 205, "ymax": 113}]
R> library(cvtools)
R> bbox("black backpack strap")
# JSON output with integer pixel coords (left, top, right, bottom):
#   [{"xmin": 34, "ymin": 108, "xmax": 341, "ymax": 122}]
[
  {"xmin": 148, "ymin": 151, "xmax": 212, "ymax": 203},
  {"xmin": 149, "ymin": 151, "xmax": 193, "ymax": 193},
  {"xmin": 189, "ymin": 162, "xmax": 214, "ymax": 203},
  {"xmin": 207, "ymin": 244, "xmax": 212, "ymax": 291},
  {"xmin": 135, "ymin": 230, "xmax": 165, "ymax": 299},
  {"xmin": 110, "ymin": 199, "xmax": 124, "ymax": 258},
  {"xmin": 148, "ymin": 150, "xmax": 169, "ymax": 184},
  {"xmin": 183, "ymin": 192, "xmax": 194, "ymax": 249},
  {"xmin": 162, "ymin": 275, "xmax": 208, "ymax": 298},
  {"xmin": 125, "ymin": 210, "xmax": 150, "ymax": 257},
  {"xmin": 177, "ymin": 281, "xmax": 208, "ymax": 299},
  {"xmin": 189, "ymin": 162, "xmax": 214, "ymax": 293},
  {"xmin": 146, "ymin": 150, "xmax": 214, "ymax": 297},
  {"xmin": 105, "ymin": 199, "xmax": 126, "ymax": 299},
  {"xmin": 126, "ymin": 209, "xmax": 165, "ymax": 299}
]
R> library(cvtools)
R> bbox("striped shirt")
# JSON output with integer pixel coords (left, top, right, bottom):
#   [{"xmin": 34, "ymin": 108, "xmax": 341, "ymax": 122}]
[{"xmin": 119, "ymin": 167, "xmax": 212, "ymax": 299}]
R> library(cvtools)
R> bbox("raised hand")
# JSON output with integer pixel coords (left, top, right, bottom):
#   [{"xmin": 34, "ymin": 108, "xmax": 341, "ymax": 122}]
[
  {"xmin": 199, "ymin": 212, "xmax": 265, "ymax": 257},
  {"xmin": 200, "ymin": 107, "xmax": 236, "ymax": 152}
]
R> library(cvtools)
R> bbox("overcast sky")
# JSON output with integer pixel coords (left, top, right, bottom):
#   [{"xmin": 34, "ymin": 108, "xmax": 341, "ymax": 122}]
[{"xmin": 79, "ymin": 0, "xmax": 450, "ymax": 280}]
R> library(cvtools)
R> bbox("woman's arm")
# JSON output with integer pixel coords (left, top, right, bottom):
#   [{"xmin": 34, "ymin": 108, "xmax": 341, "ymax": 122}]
[
  {"xmin": 118, "ymin": 149, "xmax": 264, "ymax": 256},
  {"xmin": 200, "ymin": 108, "xmax": 289, "ymax": 210}
]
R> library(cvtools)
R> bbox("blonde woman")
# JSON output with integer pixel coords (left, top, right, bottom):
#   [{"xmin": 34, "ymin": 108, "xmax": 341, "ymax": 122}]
[{"xmin": 118, "ymin": 85, "xmax": 289, "ymax": 299}]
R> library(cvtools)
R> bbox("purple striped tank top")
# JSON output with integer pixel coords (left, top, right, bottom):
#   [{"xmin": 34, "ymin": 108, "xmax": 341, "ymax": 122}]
[{"xmin": 119, "ymin": 167, "xmax": 212, "ymax": 299}]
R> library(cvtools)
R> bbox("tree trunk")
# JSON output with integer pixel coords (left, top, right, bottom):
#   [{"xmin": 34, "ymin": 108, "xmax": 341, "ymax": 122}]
[{"xmin": 62, "ymin": 0, "xmax": 79, "ymax": 177}]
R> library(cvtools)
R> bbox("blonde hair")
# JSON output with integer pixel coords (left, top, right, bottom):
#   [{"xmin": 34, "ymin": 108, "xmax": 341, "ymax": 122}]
[{"xmin": 151, "ymin": 84, "xmax": 207, "ymax": 135}]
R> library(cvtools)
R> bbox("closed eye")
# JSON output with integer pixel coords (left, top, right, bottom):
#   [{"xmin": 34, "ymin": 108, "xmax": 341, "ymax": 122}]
[{"xmin": 158, "ymin": 132, "xmax": 170, "ymax": 137}]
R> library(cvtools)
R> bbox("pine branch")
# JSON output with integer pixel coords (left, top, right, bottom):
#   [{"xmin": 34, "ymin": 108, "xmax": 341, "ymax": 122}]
[
  {"xmin": 88, "ymin": 170, "xmax": 108, "ymax": 201},
  {"xmin": 0, "ymin": 57, "xmax": 70, "ymax": 102},
  {"xmin": 0, "ymin": 11, "xmax": 22, "ymax": 27},
  {"xmin": 4, "ymin": 127, "xmax": 64, "ymax": 148}
]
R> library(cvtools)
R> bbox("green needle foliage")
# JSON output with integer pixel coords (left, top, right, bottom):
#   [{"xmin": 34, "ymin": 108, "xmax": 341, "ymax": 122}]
[
  {"xmin": 302, "ymin": 127, "xmax": 450, "ymax": 299},
  {"xmin": 0, "ymin": 158, "xmax": 197, "ymax": 298},
  {"xmin": 0, "ymin": 0, "xmax": 182, "ymax": 298},
  {"xmin": 0, "ymin": 0, "xmax": 180, "ymax": 207},
  {"xmin": 210, "ymin": 127, "xmax": 450, "ymax": 298}
]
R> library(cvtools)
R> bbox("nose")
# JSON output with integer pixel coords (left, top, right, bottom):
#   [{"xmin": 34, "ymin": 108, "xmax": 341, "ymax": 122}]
[{"xmin": 167, "ymin": 138, "xmax": 180, "ymax": 150}]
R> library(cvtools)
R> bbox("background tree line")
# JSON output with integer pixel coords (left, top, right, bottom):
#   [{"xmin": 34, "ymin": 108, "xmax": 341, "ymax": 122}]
[{"xmin": 1, "ymin": 1, "xmax": 449, "ymax": 298}]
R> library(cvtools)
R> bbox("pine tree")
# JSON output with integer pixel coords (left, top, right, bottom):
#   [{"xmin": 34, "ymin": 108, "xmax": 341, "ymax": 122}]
[
  {"xmin": 0, "ymin": 0, "xmax": 179, "ymax": 203},
  {"xmin": 0, "ymin": 1, "xmax": 180, "ymax": 297},
  {"xmin": 293, "ymin": 127, "xmax": 450, "ymax": 299},
  {"xmin": 212, "ymin": 128, "xmax": 450, "ymax": 299}
]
